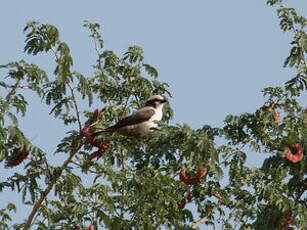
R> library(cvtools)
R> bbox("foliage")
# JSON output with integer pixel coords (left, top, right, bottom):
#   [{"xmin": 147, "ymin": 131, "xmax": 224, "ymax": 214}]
[{"xmin": 0, "ymin": 1, "xmax": 306, "ymax": 229}]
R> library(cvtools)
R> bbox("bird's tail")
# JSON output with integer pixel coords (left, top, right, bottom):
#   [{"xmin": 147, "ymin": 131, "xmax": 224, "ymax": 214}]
[{"xmin": 92, "ymin": 128, "xmax": 114, "ymax": 136}]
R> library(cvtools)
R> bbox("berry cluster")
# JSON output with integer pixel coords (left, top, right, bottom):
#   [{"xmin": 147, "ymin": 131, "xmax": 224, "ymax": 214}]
[
  {"xmin": 81, "ymin": 109, "xmax": 111, "ymax": 160},
  {"xmin": 8, "ymin": 147, "xmax": 29, "ymax": 167},
  {"xmin": 179, "ymin": 168, "xmax": 208, "ymax": 185},
  {"xmin": 177, "ymin": 168, "xmax": 207, "ymax": 209}
]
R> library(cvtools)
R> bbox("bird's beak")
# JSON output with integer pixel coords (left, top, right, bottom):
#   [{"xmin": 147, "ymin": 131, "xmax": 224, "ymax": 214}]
[{"xmin": 162, "ymin": 99, "xmax": 167, "ymax": 103}]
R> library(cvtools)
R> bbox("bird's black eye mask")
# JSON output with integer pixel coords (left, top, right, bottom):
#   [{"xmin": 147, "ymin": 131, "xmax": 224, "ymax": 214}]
[{"xmin": 145, "ymin": 98, "xmax": 167, "ymax": 107}]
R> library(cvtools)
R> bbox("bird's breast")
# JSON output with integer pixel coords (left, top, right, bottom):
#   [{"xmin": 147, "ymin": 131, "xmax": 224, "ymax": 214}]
[{"xmin": 150, "ymin": 109, "xmax": 163, "ymax": 122}]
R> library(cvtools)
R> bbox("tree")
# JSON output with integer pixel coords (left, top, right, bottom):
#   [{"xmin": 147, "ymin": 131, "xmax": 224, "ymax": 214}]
[{"xmin": 0, "ymin": 1, "xmax": 306, "ymax": 229}]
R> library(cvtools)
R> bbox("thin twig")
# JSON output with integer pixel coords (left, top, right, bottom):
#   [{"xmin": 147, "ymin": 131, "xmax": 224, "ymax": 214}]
[
  {"xmin": 191, "ymin": 216, "xmax": 207, "ymax": 229},
  {"xmin": 70, "ymin": 160, "xmax": 106, "ymax": 174},
  {"xmin": 5, "ymin": 80, "xmax": 21, "ymax": 102},
  {"xmin": 191, "ymin": 206, "xmax": 218, "ymax": 229},
  {"xmin": 68, "ymin": 84, "xmax": 82, "ymax": 131},
  {"xmin": 50, "ymin": 47, "xmax": 59, "ymax": 63},
  {"xmin": 119, "ymin": 95, "xmax": 131, "ymax": 119},
  {"xmin": 17, "ymin": 85, "xmax": 32, "ymax": 89},
  {"xmin": 92, "ymin": 38, "xmax": 102, "ymax": 69},
  {"xmin": 6, "ymin": 84, "xmax": 32, "ymax": 90}
]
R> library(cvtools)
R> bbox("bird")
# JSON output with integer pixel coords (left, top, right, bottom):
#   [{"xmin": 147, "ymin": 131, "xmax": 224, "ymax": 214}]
[{"xmin": 94, "ymin": 95, "xmax": 167, "ymax": 136}]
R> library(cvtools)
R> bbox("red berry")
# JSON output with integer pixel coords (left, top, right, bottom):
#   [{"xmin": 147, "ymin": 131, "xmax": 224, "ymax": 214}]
[
  {"xmin": 186, "ymin": 191, "xmax": 193, "ymax": 202},
  {"xmin": 184, "ymin": 177, "xmax": 200, "ymax": 185},
  {"xmin": 198, "ymin": 168, "xmax": 208, "ymax": 178},
  {"xmin": 177, "ymin": 199, "xmax": 186, "ymax": 209},
  {"xmin": 88, "ymin": 136, "xmax": 101, "ymax": 148},
  {"xmin": 81, "ymin": 126, "xmax": 93, "ymax": 138},
  {"xmin": 285, "ymin": 144, "xmax": 304, "ymax": 163},
  {"xmin": 273, "ymin": 112, "xmax": 282, "ymax": 123},
  {"xmin": 94, "ymin": 109, "xmax": 100, "ymax": 118},
  {"xmin": 179, "ymin": 169, "xmax": 206, "ymax": 185},
  {"xmin": 262, "ymin": 102, "xmax": 277, "ymax": 111},
  {"xmin": 89, "ymin": 151, "xmax": 102, "ymax": 160},
  {"xmin": 179, "ymin": 171, "xmax": 188, "ymax": 182},
  {"xmin": 213, "ymin": 192, "xmax": 223, "ymax": 200},
  {"xmin": 9, "ymin": 148, "xmax": 29, "ymax": 167}
]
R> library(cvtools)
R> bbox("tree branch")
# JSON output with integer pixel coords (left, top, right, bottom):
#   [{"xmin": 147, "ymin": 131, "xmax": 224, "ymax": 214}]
[{"xmin": 23, "ymin": 144, "xmax": 83, "ymax": 230}]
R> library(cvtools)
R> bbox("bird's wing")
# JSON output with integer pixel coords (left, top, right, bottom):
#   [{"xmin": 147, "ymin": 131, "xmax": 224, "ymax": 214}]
[{"xmin": 111, "ymin": 108, "xmax": 155, "ymax": 129}]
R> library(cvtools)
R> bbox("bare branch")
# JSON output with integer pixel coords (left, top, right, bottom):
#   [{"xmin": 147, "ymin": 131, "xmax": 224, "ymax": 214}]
[{"xmin": 191, "ymin": 216, "xmax": 207, "ymax": 229}]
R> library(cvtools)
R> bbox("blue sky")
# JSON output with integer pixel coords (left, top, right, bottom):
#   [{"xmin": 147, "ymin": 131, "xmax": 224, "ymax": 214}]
[{"xmin": 1, "ymin": 0, "xmax": 306, "ymax": 228}]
